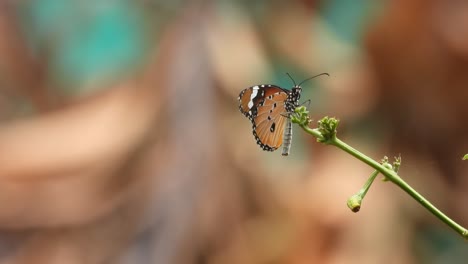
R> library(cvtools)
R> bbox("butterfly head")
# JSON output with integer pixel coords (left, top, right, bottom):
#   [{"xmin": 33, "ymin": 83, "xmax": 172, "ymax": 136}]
[
  {"xmin": 291, "ymin": 85, "xmax": 302, "ymax": 100},
  {"xmin": 286, "ymin": 72, "xmax": 330, "ymax": 110},
  {"xmin": 292, "ymin": 85, "xmax": 302, "ymax": 92}
]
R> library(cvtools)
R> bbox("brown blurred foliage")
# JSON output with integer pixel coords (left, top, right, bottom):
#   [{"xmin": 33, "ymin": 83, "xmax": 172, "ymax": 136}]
[
  {"xmin": 366, "ymin": 0, "xmax": 468, "ymax": 226},
  {"xmin": 0, "ymin": 1, "xmax": 466, "ymax": 264}
]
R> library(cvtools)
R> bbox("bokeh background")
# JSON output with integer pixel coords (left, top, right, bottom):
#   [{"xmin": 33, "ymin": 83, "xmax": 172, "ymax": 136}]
[{"xmin": 0, "ymin": 0, "xmax": 467, "ymax": 263}]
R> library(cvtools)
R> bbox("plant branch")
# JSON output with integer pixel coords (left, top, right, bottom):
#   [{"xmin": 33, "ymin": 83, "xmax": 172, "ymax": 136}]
[
  {"xmin": 347, "ymin": 170, "xmax": 379, "ymax": 212},
  {"xmin": 290, "ymin": 108, "xmax": 468, "ymax": 240}
]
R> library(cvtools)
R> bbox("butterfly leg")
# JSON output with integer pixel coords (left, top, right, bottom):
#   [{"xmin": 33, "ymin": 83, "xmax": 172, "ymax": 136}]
[{"xmin": 300, "ymin": 99, "xmax": 311, "ymax": 108}]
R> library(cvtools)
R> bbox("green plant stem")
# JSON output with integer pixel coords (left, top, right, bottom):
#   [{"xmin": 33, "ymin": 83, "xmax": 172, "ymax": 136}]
[
  {"xmin": 358, "ymin": 170, "xmax": 379, "ymax": 198},
  {"xmin": 301, "ymin": 124, "xmax": 468, "ymax": 240}
]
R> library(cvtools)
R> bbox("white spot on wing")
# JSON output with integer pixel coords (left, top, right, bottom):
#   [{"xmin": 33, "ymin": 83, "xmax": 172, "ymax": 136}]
[{"xmin": 248, "ymin": 88, "xmax": 259, "ymax": 109}]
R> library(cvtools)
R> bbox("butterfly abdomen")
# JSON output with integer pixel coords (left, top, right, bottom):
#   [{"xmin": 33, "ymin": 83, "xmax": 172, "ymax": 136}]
[{"xmin": 281, "ymin": 118, "xmax": 293, "ymax": 156}]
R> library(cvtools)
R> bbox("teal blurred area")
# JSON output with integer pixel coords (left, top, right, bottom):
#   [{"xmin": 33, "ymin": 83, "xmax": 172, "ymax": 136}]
[
  {"xmin": 17, "ymin": 0, "xmax": 151, "ymax": 94},
  {"xmin": 0, "ymin": 1, "xmax": 466, "ymax": 263},
  {"xmin": 320, "ymin": 0, "xmax": 384, "ymax": 45}
]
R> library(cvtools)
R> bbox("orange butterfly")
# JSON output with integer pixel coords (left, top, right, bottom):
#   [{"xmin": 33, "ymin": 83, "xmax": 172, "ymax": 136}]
[{"xmin": 238, "ymin": 73, "xmax": 328, "ymax": 156}]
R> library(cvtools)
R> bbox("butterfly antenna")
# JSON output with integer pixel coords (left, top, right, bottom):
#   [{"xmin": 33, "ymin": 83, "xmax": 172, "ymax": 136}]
[
  {"xmin": 298, "ymin": 72, "xmax": 330, "ymax": 87},
  {"xmin": 286, "ymin": 73, "xmax": 297, "ymax": 86}
]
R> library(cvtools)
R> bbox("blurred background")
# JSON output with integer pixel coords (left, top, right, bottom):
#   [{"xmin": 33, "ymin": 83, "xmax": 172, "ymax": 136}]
[{"xmin": 0, "ymin": 0, "xmax": 467, "ymax": 263}]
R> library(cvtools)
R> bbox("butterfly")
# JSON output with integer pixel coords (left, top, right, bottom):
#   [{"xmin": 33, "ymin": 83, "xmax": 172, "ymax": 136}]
[{"xmin": 238, "ymin": 73, "xmax": 329, "ymax": 156}]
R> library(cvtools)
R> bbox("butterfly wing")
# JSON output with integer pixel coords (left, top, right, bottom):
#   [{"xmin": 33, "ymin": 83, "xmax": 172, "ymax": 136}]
[
  {"xmin": 238, "ymin": 85, "xmax": 290, "ymax": 151},
  {"xmin": 253, "ymin": 91, "xmax": 289, "ymax": 151},
  {"xmin": 238, "ymin": 85, "xmax": 265, "ymax": 118}
]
